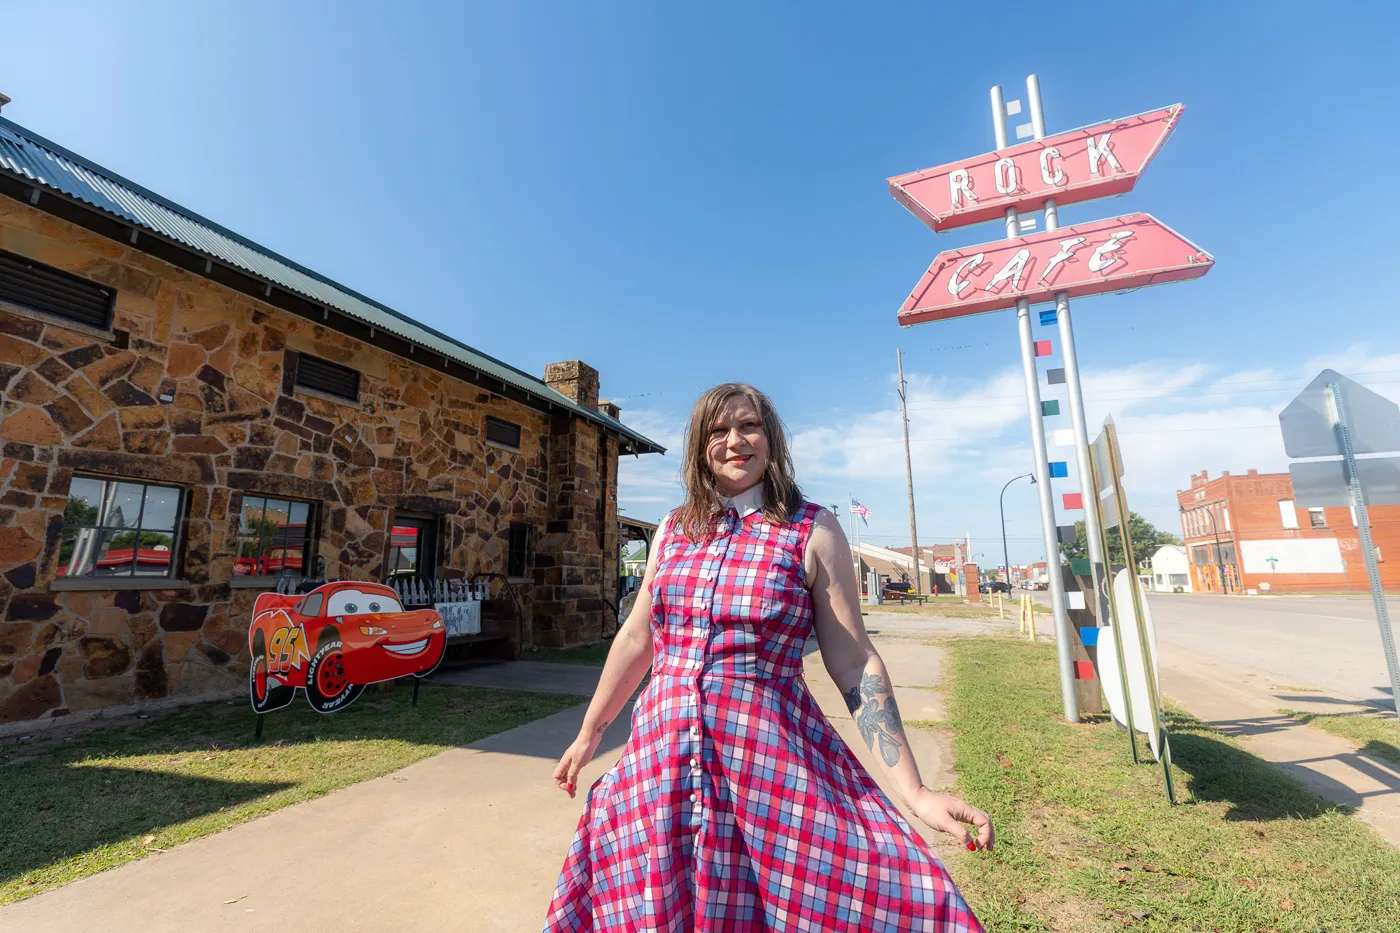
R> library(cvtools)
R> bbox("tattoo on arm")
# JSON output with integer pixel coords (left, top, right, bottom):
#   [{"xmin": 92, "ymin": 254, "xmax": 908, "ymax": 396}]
[
  {"xmin": 844, "ymin": 672, "xmax": 905, "ymax": 767},
  {"xmin": 595, "ymin": 719, "xmax": 610, "ymax": 735}
]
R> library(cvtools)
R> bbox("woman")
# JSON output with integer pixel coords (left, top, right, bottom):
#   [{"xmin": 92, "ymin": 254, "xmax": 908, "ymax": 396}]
[{"xmin": 543, "ymin": 383, "xmax": 990, "ymax": 932}]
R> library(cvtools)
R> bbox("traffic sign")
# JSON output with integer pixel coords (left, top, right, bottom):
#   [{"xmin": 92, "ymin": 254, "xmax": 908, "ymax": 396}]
[
  {"xmin": 1279, "ymin": 369, "xmax": 1400, "ymax": 458},
  {"xmin": 1289, "ymin": 457, "xmax": 1400, "ymax": 507},
  {"xmin": 888, "ymin": 105, "xmax": 1183, "ymax": 233},
  {"xmin": 898, "ymin": 213, "xmax": 1213, "ymax": 325},
  {"xmin": 1278, "ymin": 369, "xmax": 1400, "ymax": 718}
]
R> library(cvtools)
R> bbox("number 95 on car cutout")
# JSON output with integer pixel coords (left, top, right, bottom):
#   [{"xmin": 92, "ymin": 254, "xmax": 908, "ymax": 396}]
[{"xmin": 248, "ymin": 582, "xmax": 447, "ymax": 714}]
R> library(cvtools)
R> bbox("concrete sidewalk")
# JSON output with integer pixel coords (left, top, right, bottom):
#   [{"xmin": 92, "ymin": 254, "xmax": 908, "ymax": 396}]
[
  {"xmin": 1161, "ymin": 645, "xmax": 1400, "ymax": 847},
  {"xmin": 1, "ymin": 638, "xmax": 963, "ymax": 932}
]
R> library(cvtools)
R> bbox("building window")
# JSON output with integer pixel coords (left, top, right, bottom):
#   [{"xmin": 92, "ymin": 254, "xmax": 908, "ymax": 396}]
[
  {"xmin": 0, "ymin": 249, "xmax": 115, "ymax": 330},
  {"xmin": 1169, "ymin": 573, "xmax": 1189, "ymax": 586},
  {"xmin": 1309, "ymin": 507, "xmax": 1327, "ymax": 528},
  {"xmin": 58, "ymin": 476, "xmax": 183, "ymax": 579},
  {"xmin": 1279, "ymin": 499, "xmax": 1298, "ymax": 529},
  {"xmin": 232, "ymin": 496, "xmax": 315, "ymax": 577},
  {"xmin": 294, "ymin": 352, "xmax": 360, "ymax": 402},
  {"xmin": 387, "ymin": 515, "xmax": 438, "ymax": 581},
  {"xmin": 508, "ymin": 523, "xmax": 532, "ymax": 578},
  {"xmin": 1223, "ymin": 507, "xmax": 1231, "ymax": 531},
  {"xmin": 485, "ymin": 416, "xmax": 522, "ymax": 451}
]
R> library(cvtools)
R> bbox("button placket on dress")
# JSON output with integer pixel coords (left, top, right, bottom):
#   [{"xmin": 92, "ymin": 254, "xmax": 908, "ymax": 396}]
[{"xmin": 688, "ymin": 510, "xmax": 736, "ymax": 854}]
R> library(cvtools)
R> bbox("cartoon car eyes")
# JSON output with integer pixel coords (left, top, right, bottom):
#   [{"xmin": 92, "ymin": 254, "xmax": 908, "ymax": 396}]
[{"xmin": 325, "ymin": 588, "xmax": 404, "ymax": 617}]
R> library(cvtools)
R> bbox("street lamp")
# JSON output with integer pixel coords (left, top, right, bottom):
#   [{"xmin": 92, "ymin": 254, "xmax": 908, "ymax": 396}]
[
  {"xmin": 1180, "ymin": 502, "xmax": 1230, "ymax": 594},
  {"xmin": 1000, "ymin": 473, "xmax": 1036, "ymax": 588}
]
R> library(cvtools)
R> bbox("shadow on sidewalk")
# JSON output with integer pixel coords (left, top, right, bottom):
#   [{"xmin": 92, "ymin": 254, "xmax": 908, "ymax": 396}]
[{"xmin": 1168, "ymin": 715, "xmax": 1353, "ymax": 822}]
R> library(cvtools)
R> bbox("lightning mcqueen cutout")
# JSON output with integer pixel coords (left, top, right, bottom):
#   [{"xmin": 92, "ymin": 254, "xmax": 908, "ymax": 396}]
[{"xmin": 248, "ymin": 581, "xmax": 447, "ymax": 714}]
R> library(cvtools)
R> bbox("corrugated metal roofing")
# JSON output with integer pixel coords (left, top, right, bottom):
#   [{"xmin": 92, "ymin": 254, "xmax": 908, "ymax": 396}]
[{"xmin": 0, "ymin": 115, "xmax": 662, "ymax": 454}]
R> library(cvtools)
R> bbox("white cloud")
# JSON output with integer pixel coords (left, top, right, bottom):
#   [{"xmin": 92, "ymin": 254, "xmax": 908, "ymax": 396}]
[{"xmin": 613, "ymin": 345, "xmax": 1400, "ymax": 562}]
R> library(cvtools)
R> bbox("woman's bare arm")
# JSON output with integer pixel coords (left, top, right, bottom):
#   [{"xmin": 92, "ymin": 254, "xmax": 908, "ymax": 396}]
[{"xmin": 806, "ymin": 510, "xmax": 993, "ymax": 849}]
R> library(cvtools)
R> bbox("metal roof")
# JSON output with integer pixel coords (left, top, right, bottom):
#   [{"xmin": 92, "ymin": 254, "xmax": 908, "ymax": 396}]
[{"xmin": 0, "ymin": 115, "xmax": 662, "ymax": 454}]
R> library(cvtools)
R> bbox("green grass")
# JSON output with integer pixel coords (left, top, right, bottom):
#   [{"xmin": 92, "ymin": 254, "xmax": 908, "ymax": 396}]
[
  {"xmin": 941, "ymin": 636, "xmax": 1400, "ymax": 932},
  {"xmin": 0, "ymin": 679, "xmax": 579, "ymax": 904},
  {"xmin": 1280, "ymin": 707, "xmax": 1400, "ymax": 766},
  {"xmin": 527, "ymin": 640, "xmax": 614, "ymax": 666}
]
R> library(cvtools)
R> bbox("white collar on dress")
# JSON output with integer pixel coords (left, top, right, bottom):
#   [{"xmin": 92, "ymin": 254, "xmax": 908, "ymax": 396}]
[{"xmin": 721, "ymin": 484, "xmax": 765, "ymax": 518}]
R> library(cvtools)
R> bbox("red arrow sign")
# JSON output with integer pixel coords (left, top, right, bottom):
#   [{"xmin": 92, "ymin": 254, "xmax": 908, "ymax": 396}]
[
  {"xmin": 898, "ymin": 213, "xmax": 1213, "ymax": 326},
  {"xmin": 888, "ymin": 105, "xmax": 1182, "ymax": 233}
]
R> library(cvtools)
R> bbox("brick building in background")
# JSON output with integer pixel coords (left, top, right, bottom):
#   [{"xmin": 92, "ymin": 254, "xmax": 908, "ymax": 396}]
[
  {"xmin": 0, "ymin": 112, "xmax": 662, "ymax": 724},
  {"xmin": 1178, "ymin": 469, "xmax": 1400, "ymax": 593}
]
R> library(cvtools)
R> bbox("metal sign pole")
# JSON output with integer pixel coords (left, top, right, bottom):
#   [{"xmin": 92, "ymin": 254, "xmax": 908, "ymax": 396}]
[
  {"xmin": 1328, "ymin": 383, "xmax": 1400, "ymax": 718},
  {"xmin": 993, "ymin": 84, "xmax": 1080, "ymax": 723},
  {"xmin": 1105, "ymin": 421, "xmax": 1176, "ymax": 802},
  {"xmin": 1087, "ymin": 448, "xmax": 1141, "ymax": 764},
  {"xmin": 1025, "ymin": 75, "xmax": 1112, "ymax": 643}
]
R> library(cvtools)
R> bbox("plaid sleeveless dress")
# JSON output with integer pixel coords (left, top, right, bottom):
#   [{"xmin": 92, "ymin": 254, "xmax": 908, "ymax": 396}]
[{"xmin": 543, "ymin": 501, "xmax": 982, "ymax": 932}]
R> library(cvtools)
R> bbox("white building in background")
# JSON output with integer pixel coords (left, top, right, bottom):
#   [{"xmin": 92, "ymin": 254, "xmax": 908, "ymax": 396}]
[{"xmin": 1148, "ymin": 544, "xmax": 1193, "ymax": 593}]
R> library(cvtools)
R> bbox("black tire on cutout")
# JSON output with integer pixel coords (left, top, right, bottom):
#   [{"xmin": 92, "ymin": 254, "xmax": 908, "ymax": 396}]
[
  {"xmin": 303, "ymin": 630, "xmax": 365, "ymax": 714},
  {"xmin": 249, "ymin": 629, "xmax": 296, "ymax": 714}
]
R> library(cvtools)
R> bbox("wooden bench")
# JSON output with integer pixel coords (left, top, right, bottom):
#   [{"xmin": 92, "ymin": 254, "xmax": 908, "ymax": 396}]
[{"xmin": 881, "ymin": 586, "xmax": 928, "ymax": 605}]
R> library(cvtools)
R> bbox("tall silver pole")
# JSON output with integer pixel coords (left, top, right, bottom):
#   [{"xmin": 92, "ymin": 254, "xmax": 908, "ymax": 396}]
[
  {"xmin": 897, "ymin": 349, "xmax": 923, "ymax": 592},
  {"xmin": 993, "ymin": 84, "xmax": 1080, "ymax": 722},
  {"xmin": 1329, "ymin": 384, "xmax": 1400, "ymax": 718},
  {"xmin": 1028, "ymin": 75, "xmax": 1112, "ymax": 643}
]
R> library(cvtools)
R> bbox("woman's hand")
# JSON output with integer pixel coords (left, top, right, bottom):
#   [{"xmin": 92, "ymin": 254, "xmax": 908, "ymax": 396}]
[
  {"xmin": 553, "ymin": 733, "xmax": 602, "ymax": 798},
  {"xmin": 908, "ymin": 787, "xmax": 995, "ymax": 852}
]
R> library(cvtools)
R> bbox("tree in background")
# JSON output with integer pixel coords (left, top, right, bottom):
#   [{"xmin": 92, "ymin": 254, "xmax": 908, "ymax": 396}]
[
  {"xmin": 985, "ymin": 569, "xmax": 1000, "ymax": 582},
  {"xmin": 1059, "ymin": 511, "xmax": 1181, "ymax": 575}
]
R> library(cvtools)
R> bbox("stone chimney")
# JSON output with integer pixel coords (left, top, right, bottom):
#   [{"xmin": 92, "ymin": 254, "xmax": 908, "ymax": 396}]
[
  {"xmin": 544, "ymin": 360, "xmax": 599, "ymax": 410},
  {"xmin": 598, "ymin": 399, "xmax": 621, "ymax": 420}
]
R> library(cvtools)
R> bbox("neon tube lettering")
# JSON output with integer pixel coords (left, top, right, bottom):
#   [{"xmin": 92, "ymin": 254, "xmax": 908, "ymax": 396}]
[{"xmin": 947, "ymin": 253, "xmax": 985, "ymax": 297}]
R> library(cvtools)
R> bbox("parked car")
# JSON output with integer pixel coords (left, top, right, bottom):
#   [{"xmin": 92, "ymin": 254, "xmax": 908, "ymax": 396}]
[{"xmin": 985, "ymin": 580, "xmax": 1011, "ymax": 594}]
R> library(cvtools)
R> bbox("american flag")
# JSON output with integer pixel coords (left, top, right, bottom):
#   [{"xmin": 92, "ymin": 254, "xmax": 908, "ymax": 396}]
[{"xmin": 849, "ymin": 498, "xmax": 871, "ymax": 525}]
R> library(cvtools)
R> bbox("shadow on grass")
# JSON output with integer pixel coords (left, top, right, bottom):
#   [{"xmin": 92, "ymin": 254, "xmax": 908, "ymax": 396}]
[
  {"xmin": 1362, "ymin": 740, "xmax": 1400, "ymax": 766},
  {"xmin": 0, "ymin": 767, "xmax": 291, "ymax": 891},
  {"xmin": 0, "ymin": 679, "xmax": 582, "ymax": 899},
  {"xmin": 1168, "ymin": 717, "xmax": 1351, "ymax": 822}
]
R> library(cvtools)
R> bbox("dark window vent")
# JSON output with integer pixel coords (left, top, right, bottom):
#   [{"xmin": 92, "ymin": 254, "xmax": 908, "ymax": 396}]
[
  {"xmin": 485, "ymin": 416, "xmax": 522, "ymax": 450},
  {"xmin": 0, "ymin": 249, "xmax": 114, "ymax": 330},
  {"xmin": 295, "ymin": 353, "xmax": 360, "ymax": 402}
]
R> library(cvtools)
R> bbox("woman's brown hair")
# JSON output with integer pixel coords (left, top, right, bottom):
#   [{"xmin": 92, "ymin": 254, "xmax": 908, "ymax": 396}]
[{"xmin": 671, "ymin": 383, "xmax": 804, "ymax": 540}]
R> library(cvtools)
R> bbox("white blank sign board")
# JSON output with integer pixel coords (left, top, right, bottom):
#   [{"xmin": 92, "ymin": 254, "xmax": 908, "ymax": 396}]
[
  {"xmin": 1097, "ymin": 569, "xmax": 1161, "ymax": 761},
  {"xmin": 1240, "ymin": 538, "xmax": 1344, "ymax": 575}
]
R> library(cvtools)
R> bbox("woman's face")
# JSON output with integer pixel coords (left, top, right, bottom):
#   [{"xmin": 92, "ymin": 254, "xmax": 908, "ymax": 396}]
[{"xmin": 705, "ymin": 395, "xmax": 769, "ymax": 497}]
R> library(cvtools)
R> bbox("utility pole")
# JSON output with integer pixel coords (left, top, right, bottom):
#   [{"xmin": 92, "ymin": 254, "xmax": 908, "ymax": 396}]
[{"xmin": 897, "ymin": 349, "xmax": 922, "ymax": 593}]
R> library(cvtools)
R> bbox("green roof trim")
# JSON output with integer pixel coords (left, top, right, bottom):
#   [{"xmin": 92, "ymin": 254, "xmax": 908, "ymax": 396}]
[{"xmin": 0, "ymin": 115, "xmax": 663, "ymax": 455}]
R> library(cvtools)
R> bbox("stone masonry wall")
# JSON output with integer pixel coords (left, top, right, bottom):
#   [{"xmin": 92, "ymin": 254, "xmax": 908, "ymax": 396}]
[{"xmin": 0, "ymin": 196, "xmax": 619, "ymax": 723}]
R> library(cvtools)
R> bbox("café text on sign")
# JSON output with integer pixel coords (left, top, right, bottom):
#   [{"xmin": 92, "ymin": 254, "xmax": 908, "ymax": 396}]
[
  {"xmin": 888, "ymin": 105, "xmax": 1183, "ymax": 233},
  {"xmin": 897, "ymin": 213, "xmax": 1213, "ymax": 325}
]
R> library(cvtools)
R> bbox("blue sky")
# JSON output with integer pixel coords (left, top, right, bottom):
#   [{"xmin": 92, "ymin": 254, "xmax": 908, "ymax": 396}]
[{"xmin": 5, "ymin": 2, "xmax": 1398, "ymax": 564}]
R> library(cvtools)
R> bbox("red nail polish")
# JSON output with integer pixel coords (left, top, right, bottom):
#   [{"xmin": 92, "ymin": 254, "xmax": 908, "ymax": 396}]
[
  {"xmin": 567, "ymin": 783, "xmax": 574, "ymax": 791},
  {"xmin": 967, "ymin": 842, "xmax": 977, "ymax": 851}
]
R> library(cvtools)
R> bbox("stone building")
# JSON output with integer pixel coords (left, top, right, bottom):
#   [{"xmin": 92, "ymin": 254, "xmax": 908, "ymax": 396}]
[{"xmin": 0, "ymin": 112, "xmax": 662, "ymax": 724}]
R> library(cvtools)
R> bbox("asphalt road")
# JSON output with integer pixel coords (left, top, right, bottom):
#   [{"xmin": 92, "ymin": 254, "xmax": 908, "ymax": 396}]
[
  {"xmin": 1146, "ymin": 592, "xmax": 1399, "ymax": 709},
  {"xmin": 1019, "ymin": 585, "xmax": 1398, "ymax": 708}
]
